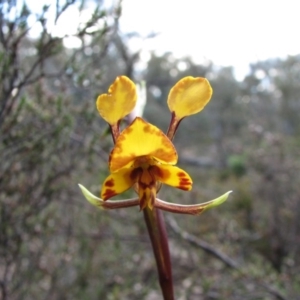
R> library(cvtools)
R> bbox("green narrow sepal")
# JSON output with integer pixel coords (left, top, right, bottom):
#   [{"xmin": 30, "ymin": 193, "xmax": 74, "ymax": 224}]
[
  {"xmin": 155, "ymin": 191, "xmax": 232, "ymax": 215},
  {"xmin": 78, "ymin": 184, "xmax": 140, "ymax": 210},
  {"xmin": 202, "ymin": 191, "xmax": 232, "ymax": 213},
  {"xmin": 78, "ymin": 184, "xmax": 103, "ymax": 208}
]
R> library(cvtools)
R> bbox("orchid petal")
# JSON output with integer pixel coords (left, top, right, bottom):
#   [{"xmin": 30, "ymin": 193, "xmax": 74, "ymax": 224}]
[
  {"xmin": 150, "ymin": 164, "xmax": 192, "ymax": 191},
  {"xmin": 101, "ymin": 168, "xmax": 139, "ymax": 200},
  {"xmin": 96, "ymin": 76, "xmax": 137, "ymax": 125},
  {"xmin": 167, "ymin": 77, "xmax": 212, "ymax": 120}
]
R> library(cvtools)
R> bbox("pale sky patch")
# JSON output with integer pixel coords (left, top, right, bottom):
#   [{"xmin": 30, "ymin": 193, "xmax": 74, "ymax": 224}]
[
  {"xmin": 24, "ymin": 0, "xmax": 300, "ymax": 80},
  {"xmin": 120, "ymin": 0, "xmax": 300, "ymax": 79}
]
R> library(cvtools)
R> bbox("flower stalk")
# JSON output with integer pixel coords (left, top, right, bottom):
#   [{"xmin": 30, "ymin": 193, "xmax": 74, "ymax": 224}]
[{"xmin": 143, "ymin": 207, "xmax": 174, "ymax": 300}]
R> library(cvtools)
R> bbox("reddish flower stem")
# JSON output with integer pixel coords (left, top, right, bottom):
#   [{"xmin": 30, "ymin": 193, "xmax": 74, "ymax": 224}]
[
  {"xmin": 110, "ymin": 123, "xmax": 120, "ymax": 143},
  {"xmin": 143, "ymin": 207, "xmax": 174, "ymax": 300},
  {"xmin": 166, "ymin": 112, "xmax": 182, "ymax": 140}
]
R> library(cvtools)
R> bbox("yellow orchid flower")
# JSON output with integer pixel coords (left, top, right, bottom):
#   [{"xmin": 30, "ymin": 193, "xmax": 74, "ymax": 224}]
[
  {"xmin": 79, "ymin": 75, "xmax": 231, "ymax": 214},
  {"xmin": 79, "ymin": 75, "xmax": 232, "ymax": 299},
  {"xmin": 101, "ymin": 117, "xmax": 192, "ymax": 210}
]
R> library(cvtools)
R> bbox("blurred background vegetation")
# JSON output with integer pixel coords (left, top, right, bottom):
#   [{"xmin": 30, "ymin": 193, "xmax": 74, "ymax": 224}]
[{"xmin": 1, "ymin": 0, "xmax": 300, "ymax": 299}]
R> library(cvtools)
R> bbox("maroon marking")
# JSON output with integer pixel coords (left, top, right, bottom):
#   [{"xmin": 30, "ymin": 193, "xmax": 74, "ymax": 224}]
[
  {"xmin": 177, "ymin": 186, "xmax": 190, "ymax": 191},
  {"xmin": 143, "ymin": 125, "xmax": 151, "ymax": 133},
  {"xmin": 177, "ymin": 172, "xmax": 186, "ymax": 177},
  {"xmin": 102, "ymin": 189, "xmax": 117, "ymax": 200},
  {"xmin": 105, "ymin": 179, "xmax": 114, "ymax": 187},
  {"xmin": 179, "ymin": 178, "xmax": 191, "ymax": 185}
]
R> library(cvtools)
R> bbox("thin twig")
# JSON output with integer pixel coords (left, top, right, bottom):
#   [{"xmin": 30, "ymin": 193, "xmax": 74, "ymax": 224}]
[
  {"xmin": 167, "ymin": 216, "xmax": 288, "ymax": 300},
  {"xmin": 167, "ymin": 216, "xmax": 239, "ymax": 269},
  {"xmin": 259, "ymin": 283, "xmax": 287, "ymax": 300}
]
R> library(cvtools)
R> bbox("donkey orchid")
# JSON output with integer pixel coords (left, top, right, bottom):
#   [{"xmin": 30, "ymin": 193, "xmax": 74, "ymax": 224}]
[
  {"xmin": 79, "ymin": 75, "xmax": 231, "ymax": 214},
  {"xmin": 78, "ymin": 75, "xmax": 232, "ymax": 300}
]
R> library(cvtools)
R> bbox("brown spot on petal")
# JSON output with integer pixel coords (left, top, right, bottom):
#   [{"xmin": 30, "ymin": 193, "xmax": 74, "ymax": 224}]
[
  {"xmin": 177, "ymin": 172, "xmax": 186, "ymax": 177},
  {"xmin": 143, "ymin": 124, "xmax": 152, "ymax": 133},
  {"xmin": 105, "ymin": 179, "xmax": 114, "ymax": 187},
  {"xmin": 102, "ymin": 189, "xmax": 117, "ymax": 200},
  {"xmin": 161, "ymin": 136, "xmax": 172, "ymax": 146},
  {"xmin": 179, "ymin": 178, "xmax": 191, "ymax": 184},
  {"xmin": 114, "ymin": 145, "xmax": 123, "ymax": 154},
  {"xmin": 118, "ymin": 134, "xmax": 126, "ymax": 142},
  {"xmin": 177, "ymin": 176, "xmax": 192, "ymax": 191},
  {"xmin": 126, "ymin": 126, "xmax": 133, "ymax": 134},
  {"xmin": 177, "ymin": 186, "xmax": 190, "ymax": 191}
]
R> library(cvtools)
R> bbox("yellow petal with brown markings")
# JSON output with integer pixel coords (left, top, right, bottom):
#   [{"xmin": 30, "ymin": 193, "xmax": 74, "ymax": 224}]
[
  {"xmin": 109, "ymin": 117, "xmax": 178, "ymax": 172},
  {"xmin": 101, "ymin": 167, "xmax": 140, "ymax": 200},
  {"xmin": 150, "ymin": 164, "xmax": 192, "ymax": 191}
]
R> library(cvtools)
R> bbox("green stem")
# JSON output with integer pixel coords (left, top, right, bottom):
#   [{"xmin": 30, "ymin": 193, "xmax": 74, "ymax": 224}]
[{"xmin": 143, "ymin": 207, "xmax": 174, "ymax": 300}]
